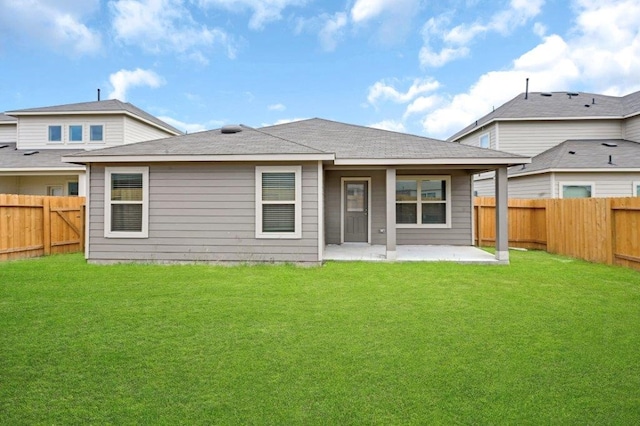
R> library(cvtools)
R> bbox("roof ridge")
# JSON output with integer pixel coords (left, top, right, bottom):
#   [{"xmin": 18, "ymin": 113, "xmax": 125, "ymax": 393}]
[{"xmin": 243, "ymin": 123, "xmax": 329, "ymax": 154}]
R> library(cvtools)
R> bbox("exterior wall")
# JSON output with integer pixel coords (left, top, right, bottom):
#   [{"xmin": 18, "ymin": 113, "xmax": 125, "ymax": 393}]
[
  {"xmin": 0, "ymin": 123, "xmax": 16, "ymax": 143},
  {"xmin": 497, "ymin": 119, "xmax": 623, "ymax": 156},
  {"xmin": 456, "ymin": 123, "xmax": 498, "ymax": 150},
  {"xmin": 15, "ymin": 114, "xmax": 125, "ymax": 149},
  {"xmin": 508, "ymin": 174, "xmax": 552, "ymax": 198},
  {"xmin": 473, "ymin": 177, "xmax": 496, "ymax": 197},
  {"xmin": 395, "ymin": 170, "xmax": 473, "ymax": 245},
  {"xmin": 0, "ymin": 176, "xmax": 19, "ymax": 193},
  {"xmin": 624, "ymin": 115, "xmax": 640, "ymax": 142},
  {"xmin": 324, "ymin": 169, "xmax": 387, "ymax": 245},
  {"xmin": 124, "ymin": 116, "xmax": 174, "ymax": 143},
  {"xmin": 554, "ymin": 172, "xmax": 640, "ymax": 198},
  {"xmin": 87, "ymin": 162, "xmax": 320, "ymax": 264}
]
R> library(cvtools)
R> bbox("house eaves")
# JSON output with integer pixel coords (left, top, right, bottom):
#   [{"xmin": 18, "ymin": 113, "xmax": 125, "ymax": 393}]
[
  {"xmin": 62, "ymin": 153, "xmax": 335, "ymax": 164},
  {"xmin": 334, "ymin": 157, "xmax": 530, "ymax": 166},
  {"xmin": 509, "ymin": 167, "xmax": 640, "ymax": 178}
]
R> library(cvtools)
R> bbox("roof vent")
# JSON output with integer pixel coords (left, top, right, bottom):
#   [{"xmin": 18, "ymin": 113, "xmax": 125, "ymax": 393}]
[
  {"xmin": 0, "ymin": 144, "xmax": 8, "ymax": 149},
  {"xmin": 23, "ymin": 150, "xmax": 39, "ymax": 156},
  {"xmin": 584, "ymin": 104, "xmax": 590, "ymax": 107},
  {"xmin": 540, "ymin": 92, "xmax": 552, "ymax": 97},
  {"xmin": 567, "ymin": 92, "xmax": 579, "ymax": 96},
  {"xmin": 221, "ymin": 125, "xmax": 242, "ymax": 134},
  {"xmin": 602, "ymin": 142, "xmax": 618, "ymax": 147},
  {"xmin": 568, "ymin": 150, "xmax": 576, "ymax": 155}
]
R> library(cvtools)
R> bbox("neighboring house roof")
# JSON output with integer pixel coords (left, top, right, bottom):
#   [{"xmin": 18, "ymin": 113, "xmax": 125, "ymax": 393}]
[
  {"xmin": 64, "ymin": 118, "xmax": 530, "ymax": 167},
  {"xmin": 449, "ymin": 90, "xmax": 640, "ymax": 141},
  {"xmin": 0, "ymin": 143, "xmax": 84, "ymax": 172},
  {"xmin": 509, "ymin": 139, "xmax": 640, "ymax": 177},
  {"xmin": 0, "ymin": 113, "xmax": 17, "ymax": 123},
  {"xmin": 6, "ymin": 99, "xmax": 182, "ymax": 135}
]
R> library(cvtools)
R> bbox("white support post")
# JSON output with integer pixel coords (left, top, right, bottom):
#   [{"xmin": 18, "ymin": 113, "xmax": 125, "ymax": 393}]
[
  {"xmin": 386, "ymin": 168, "xmax": 397, "ymax": 260},
  {"xmin": 495, "ymin": 166, "xmax": 509, "ymax": 262}
]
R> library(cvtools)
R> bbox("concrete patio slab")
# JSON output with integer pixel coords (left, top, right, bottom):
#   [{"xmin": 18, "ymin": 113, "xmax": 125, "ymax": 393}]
[{"xmin": 324, "ymin": 244, "xmax": 502, "ymax": 263}]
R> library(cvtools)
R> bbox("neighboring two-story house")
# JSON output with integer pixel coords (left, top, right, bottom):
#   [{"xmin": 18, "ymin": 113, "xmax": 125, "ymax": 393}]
[
  {"xmin": 1, "ymin": 100, "xmax": 181, "ymax": 196},
  {"xmin": 448, "ymin": 90, "xmax": 640, "ymax": 198}
]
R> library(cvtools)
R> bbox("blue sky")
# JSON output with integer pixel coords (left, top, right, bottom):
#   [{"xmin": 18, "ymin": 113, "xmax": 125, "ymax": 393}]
[{"xmin": 1, "ymin": 0, "xmax": 639, "ymax": 139}]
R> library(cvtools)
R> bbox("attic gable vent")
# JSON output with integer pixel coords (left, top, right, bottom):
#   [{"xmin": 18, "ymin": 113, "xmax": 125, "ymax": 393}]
[
  {"xmin": 221, "ymin": 125, "xmax": 242, "ymax": 134},
  {"xmin": 602, "ymin": 142, "xmax": 618, "ymax": 147}
]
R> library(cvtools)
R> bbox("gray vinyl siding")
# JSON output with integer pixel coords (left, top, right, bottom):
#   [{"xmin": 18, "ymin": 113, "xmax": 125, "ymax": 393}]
[
  {"xmin": 509, "ymin": 174, "xmax": 552, "ymax": 198},
  {"xmin": 0, "ymin": 176, "xmax": 19, "ymax": 193},
  {"xmin": 625, "ymin": 115, "xmax": 640, "ymax": 142},
  {"xmin": 555, "ymin": 172, "xmax": 640, "ymax": 198},
  {"xmin": 14, "ymin": 115, "xmax": 125, "ymax": 149},
  {"xmin": 124, "ymin": 116, "xmax": 175, "ymax": 143},
  {"xmin": 324, "ymin": 170, "xmax": 387, "ymax": 245},
  {"xmin": 88, "ymin": 162, "xmax": 319, "ymax": 264},
  {"xmin": 497, "ymin": 120, "xmax": 623, "ymax": 156},
  {"xmin": 396, "ymin": 171, "xmax": 473, "ymax": 246},
  {"xmin": 456, "ymin": 123, "xmax": 498, "ymax": 150},
  {"xmin": 0, "ymin": 124, "xmax": 16, "ymax": 143},
  {"xmin": 473, "ymin": 177, "xmax": 495, "ymax": 197}
]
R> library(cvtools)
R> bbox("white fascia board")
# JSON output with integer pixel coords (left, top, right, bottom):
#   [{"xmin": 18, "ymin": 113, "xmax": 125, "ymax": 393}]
[
  {"xmin": 333, "ymin": 157, "xmax": 531, "ymax": 166},
  {"xmin": 511, "ymin": 167, "xmax": 640, "ymax": 178},
  {"xmin": 0, "ymin": 167, "xmax": 85, "ymax": 175},
  {"xmin": 62, "ymin": 153, "xmax": 335, "ymax": 164}
]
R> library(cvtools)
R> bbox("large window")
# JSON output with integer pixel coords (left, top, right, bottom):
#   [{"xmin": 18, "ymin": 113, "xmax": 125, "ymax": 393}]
[
  {"xmin": 560, "ymin": 182, "xmax": 593, "ymax": 199},
  {"xmin": 255, "ymin": 166, "xmax": 302, "ymax": 239},
  {"xmin": 90, "ymin": 125, "xmax": 104, "ymax": 142},
  {"xmin": 69, "ymin": 125, "xmax": 83, "ymax": 142},
  {"xmin": 396, "ymin": 176, "xmax": 451, "ymax": 228},
  {"xmin": 105, "ymin": 167, "xmax": 149, "ymax": 238},
  {"xmin": 48, "ymin": 125, "xmax": 62, "ymax": 142}
]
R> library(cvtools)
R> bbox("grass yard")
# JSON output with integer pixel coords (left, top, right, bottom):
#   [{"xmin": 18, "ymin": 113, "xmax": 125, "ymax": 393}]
[{"xmin": 1, "ymin": 251, "xmax": 639, "ymax": 424}]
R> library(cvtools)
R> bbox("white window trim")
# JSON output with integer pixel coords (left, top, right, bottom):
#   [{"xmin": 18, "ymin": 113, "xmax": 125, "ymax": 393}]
[
  {"xmin": 559, "ymin": 181, "xmax": 595, "ymax": 199},
  {"xmin": 104, "ymin": 166, "xmax": 149, "ymax": 238},
  {"xmin": 89, "ymin": 124, "xmax": 105, "ymax": 143},
  {"xmin": 255, "ymin": 165, "xmax": 302, "ymax": 239},
  {"xmin": 479, "ymin": 133, "xmax": 490, "ymax": 149},
  {"xmin": 48, "ymin": 125, "xmax": 63, "ymax": 143},
  {"xmin": 633, "ymin": 181, "xmax": 640, "ymax": 197},
  {"xmin": 396, "ymin": 175, "xmax": 452, "ymax": 229},
  {"xmin": 69, "ymin": 124, "xmax": 84, "ymax": 143},
  {"xmin": 66, "ymin": 180, "xmax": 79, "ymax": 196}
]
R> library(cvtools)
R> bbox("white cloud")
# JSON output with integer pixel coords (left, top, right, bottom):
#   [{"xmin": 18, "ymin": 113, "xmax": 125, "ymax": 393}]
[
  {"xmin": 262, "ymin": 117, "xmax": 309, "ymax": 127},
  {"xmin": 318, "ymin": 12, "xmax": 348, "ymax": 52},
  {"xmin": 404, "ymin": 95, "xmax": 442, "ymax": 118},
  {"xmin": 110, "ymin": 0, "xmax": 236, "ymax": 63},
  {"xmin": 108, "ymin": 68, "xmax": 165, "ymax": 101},
  {"xmin": 0, "ymin": 0, "xmax": 101, "ymax": 54},
  {"xmin": 157, "ymin": 116, "xmax": 210, "ymax": 133},
  {"xmin": 418, "ymin": 0, "xmax": 640, "ymax": 139},
  {"xmin": 268, "ymin": 103, "xmax": 286, "ymax": 111},
  {"xmin": 198, "ymin": 0, "xmax": 307, "ymax": 30},
  {"xmin": 368, "ymin": 78, "xmax": 440, "ymax": 104},
  {"xmin": 350, "ymin": 0, "xmax": 421, "ymax": 45},
  {"xmin": 368, "ymin": 120, "xmax": 406, "ymax": 133},
  {"xmin": 420, "ymin": 0, "xmax": 544, "ymax": 68}
]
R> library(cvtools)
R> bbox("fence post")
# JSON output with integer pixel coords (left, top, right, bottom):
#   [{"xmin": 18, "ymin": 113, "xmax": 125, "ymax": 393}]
[
  {"xmin": 43, "ymin": 197, "xmax": 51, "ymax": 256},
  {"xmin": 606, "ymin": 198, "xmax": 615, "ymax": 266}
]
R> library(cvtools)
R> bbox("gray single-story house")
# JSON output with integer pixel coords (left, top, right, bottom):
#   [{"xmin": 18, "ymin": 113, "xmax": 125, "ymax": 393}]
[{"xmin": 63, "ymin": 119, "xmax": 530, "ymax": 265}]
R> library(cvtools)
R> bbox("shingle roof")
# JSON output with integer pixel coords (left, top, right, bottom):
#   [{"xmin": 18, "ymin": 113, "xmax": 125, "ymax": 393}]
[
  {"xmin": 66, "ymin": 118, "xmax": 528, "ymax": 163},
  {"xmin": 509, "ymin": 139, "xmax": 640, "ymax": 176},
  {"xmin": 0, "ymin": 113, "xmax": 17, "ymax": 123},
  {"xmin": 449, "ymin": 90, "xmax": 640, "ymax": 141},
  {"xmin": 0, "ymin": 143, "xmax": 84, "ymax": 170},
  {"xmin": 6, "ymin": 99, "xmax": 182, "ymax": 135}
]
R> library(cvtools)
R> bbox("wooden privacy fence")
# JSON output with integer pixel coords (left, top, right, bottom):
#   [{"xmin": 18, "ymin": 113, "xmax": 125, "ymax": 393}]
[
  {"xmin": 0, "ymin": 194, "xmax": 85, "ymax": 262},
  {"xmin": 475, "ymin": 196, "xmax": 640, "ymax": 270}
]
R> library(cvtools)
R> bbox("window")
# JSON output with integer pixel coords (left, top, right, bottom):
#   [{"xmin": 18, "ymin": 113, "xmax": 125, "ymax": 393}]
[
  {"xmin": 69, "ymin": 125, "xmax": 83, "ymax": 142},
  {"xmin": 479, "ymin": 133, "xmax": 490, "ymax": 149},
  {"xmin": 47, "ymin": 185, "xmax": 63, "ymax": 196},
  {"xmin": 48, "ymin": 125, "xmax": 62, "ymax": 142},
  {"xmin": 560, "ymin": 182, "xmax": 593, "ymax": 199},
  {"xmin": 90, "ymin": 125, "xmax": 104, "ymax": 142},
  {"xmin": 255, "ymin": 166, "xmax": 302, "ymax": 239},
  {"xmin": 396, "ymin": 176, "xmax": 451, "ymax": 228},
  {"xmin": 105, "ymin": 167, "xmax": 149, "ymax": 238},
  {"xmin": 68, "ymin": 181, "xmax": 79, "ymax": 196},
  {"xmin": 634, "ymin": 182, "xmax": 640, "ymax": 197}
]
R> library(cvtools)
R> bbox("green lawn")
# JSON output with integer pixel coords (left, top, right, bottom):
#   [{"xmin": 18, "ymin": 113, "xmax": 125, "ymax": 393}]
[{"xmin": 1, "ymin": 252, "xmax": 639, "ymax": 424}]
